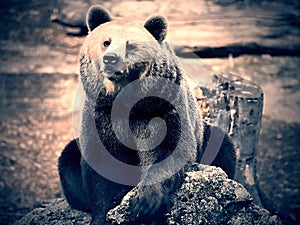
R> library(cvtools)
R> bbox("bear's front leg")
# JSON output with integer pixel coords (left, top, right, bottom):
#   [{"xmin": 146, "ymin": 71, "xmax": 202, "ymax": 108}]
[
  {"xmin": 58, "ymin": 139, "xmax": 91, "ymax": 213},
  {"xmin": 81, "ymin": 159, "xmax": 132, "ymax": 225},
  {"xmin": 81, "ymin": 160, "xmax": 108, "ymax": 224},
  {"xmin": 128, "ymin": 171, "xmax": 183, "ymax": 224}
]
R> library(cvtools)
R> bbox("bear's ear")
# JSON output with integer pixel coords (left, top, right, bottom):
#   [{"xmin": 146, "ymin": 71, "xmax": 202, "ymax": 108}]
[
  {"xmin": 86, "ymin": 5, "xmax": 111, "ymax": 32},
  {"xmin": 144, "ymin": 15, "xmax": 167, "ymax": 42}
]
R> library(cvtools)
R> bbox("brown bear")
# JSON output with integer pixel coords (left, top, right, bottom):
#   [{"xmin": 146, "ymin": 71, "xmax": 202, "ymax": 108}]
[{"xmin": 58, "ymin": 5, "xmax": 236, "ymax": 225}]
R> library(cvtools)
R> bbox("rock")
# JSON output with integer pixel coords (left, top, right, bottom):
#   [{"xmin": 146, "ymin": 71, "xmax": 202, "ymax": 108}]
[
  {"xmin": 106, "ymin": 189, "xmax": 139, "ymax": 224},
  {"xmin": 13, "ymin": 165, "xmax": 282, "ymax": 225},
  {"xmin": 13, "ymin": 198, "xmax": 92, "ymax": 225},
  {"xmin": 107, "ymin": 164, "xmax": 282, "ymax": 225},
  {"xmin": 166, "ymin": 165, "xmax": 282, "ymax": 225}
]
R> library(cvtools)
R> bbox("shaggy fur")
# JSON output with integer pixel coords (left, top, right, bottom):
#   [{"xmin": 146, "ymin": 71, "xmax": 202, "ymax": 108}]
[{"xmin": 58, "ymin": 5, "xmax": 236, "ymax": 225}]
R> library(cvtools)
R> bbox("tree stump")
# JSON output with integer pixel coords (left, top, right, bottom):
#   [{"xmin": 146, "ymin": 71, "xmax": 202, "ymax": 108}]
[{"xmin": 196, "ymin": 73, "xmax": 264, "ymax": 207}]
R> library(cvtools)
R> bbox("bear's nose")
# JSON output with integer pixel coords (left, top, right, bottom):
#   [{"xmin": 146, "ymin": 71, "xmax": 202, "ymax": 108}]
[{"xmin": 103, "ymin": 52, "xmax": 119, "ymax": 65}]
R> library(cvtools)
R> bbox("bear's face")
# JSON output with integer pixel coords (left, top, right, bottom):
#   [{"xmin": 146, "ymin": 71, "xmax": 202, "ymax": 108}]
[
  {"xmin": 80, "ymin": 5, "xmax": 168, "ymax": 95},
  {"xmin": 86, "ymin": 21, "xmax": 161, "ymax": 86}
]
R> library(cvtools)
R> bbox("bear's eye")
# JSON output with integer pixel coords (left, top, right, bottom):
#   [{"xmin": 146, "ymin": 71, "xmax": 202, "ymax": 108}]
[
  {"xmin": 126, "ymin": 42, "xmax": 136, "ymax": 51},
  {"xmin": 103, "ymin": 40, "xmax": 111, "ymax": 47}
]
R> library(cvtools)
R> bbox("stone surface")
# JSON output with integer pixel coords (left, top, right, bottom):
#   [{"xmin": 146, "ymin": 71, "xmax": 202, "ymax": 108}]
[
  {"xmin": 166, "ymin": 165, "xmax": 281, "ymax": 225},
  {"xmin": 13, "ymin": 198, "xmax": 91, "ymax": 225},
  {"xmin": 13, "ymin": 165, "xmax": 282, "ymax": 225},
  {"xmin": 107, "ymin": 164, "xmax": 281, "ymax": 225}
]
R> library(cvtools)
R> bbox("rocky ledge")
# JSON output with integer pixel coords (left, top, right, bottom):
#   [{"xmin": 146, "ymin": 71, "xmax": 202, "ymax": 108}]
[{"xmin": 13, "ymin": 165, "xmax": 282, "ymax": 225}]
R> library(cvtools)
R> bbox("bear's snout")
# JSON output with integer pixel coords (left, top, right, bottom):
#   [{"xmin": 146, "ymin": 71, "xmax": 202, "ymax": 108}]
[
  {"xmin": 103, "ymin": 52, "xmax": 120, "ymax": 65},
  {"xmin": 103, "ymin": 52, "xmax": 122, "ymax": 79},
  {"xmin": 102, "ymin": 52, "xmax": 127, "ymax": 82}
]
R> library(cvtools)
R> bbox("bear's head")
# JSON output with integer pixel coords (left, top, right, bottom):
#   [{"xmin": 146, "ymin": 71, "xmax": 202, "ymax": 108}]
[{"xmin": 80, "ymin": 5, "xmax": 170, "ymax": 96}]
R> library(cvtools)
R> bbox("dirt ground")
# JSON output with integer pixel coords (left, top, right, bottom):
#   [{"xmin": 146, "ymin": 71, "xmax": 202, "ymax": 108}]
[{"xmin": 0, "ymin": 0, "xmax": 299, "ymax": 225}]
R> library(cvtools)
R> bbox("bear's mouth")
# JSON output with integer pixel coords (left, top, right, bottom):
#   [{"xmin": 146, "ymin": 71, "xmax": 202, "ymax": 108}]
[
  {"xmin": 103, "ymin": 62, "xmax": 148, "ymax": 83},
  {"xmin": 103, "ymin": 68, "xmax": 128, "ymax": 82}
]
